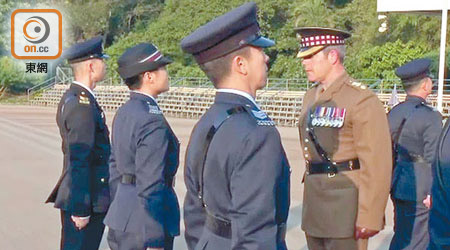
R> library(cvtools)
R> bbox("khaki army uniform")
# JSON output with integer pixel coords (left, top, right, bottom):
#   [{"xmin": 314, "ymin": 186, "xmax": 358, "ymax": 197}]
[{"xmin": 298, "ymin": 72, "xmax": 392, "ymax": 250}]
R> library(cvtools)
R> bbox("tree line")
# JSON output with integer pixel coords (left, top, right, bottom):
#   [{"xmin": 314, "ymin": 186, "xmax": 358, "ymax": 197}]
[{"xmin": 1, "ymin": 0, "xmax": 449, "ymax": 94}]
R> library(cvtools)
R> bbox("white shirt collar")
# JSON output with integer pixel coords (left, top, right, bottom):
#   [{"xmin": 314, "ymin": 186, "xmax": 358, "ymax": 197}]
[
  {"xmin": 216, "ymin": 88, "xmax": 259, "ymax": 108},
  {"xmin": 130, "ymin": 90, "xmax": 158, "ymax": 104},
  {"xmin": 72, "ymin": 81, "xmax": 96, "ymax": 98}
]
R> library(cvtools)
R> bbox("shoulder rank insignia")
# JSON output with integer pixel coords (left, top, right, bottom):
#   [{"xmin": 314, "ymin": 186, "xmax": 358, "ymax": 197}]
[
  {"xmin": 351, "ymin": 81, "xmax": 367, "ymax": 90},
  {"xmin": 311, "ymin": 106, "xmax": 346, "ymax": 128},
  {"xmin": 79, "ymin": 94, "xmax": 90, "ymax": 105},
  {"xmin": 147, "ymin": 102, "xmax": 163, "ymax": 115},
  {"xmin": 250, "ymin": 108, "xmax": 275, "ymax": 126}
]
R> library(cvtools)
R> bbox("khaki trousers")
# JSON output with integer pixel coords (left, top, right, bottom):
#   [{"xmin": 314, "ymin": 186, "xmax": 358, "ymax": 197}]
[{"xmin": 306, "ymin": 234, "xmax": 368, "ymax": 250}]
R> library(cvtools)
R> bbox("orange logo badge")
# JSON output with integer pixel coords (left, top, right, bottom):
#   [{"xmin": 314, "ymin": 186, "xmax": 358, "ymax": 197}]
[{"xmin": 11, "ymin": 9, "xmax": 62, "ymax": 59}]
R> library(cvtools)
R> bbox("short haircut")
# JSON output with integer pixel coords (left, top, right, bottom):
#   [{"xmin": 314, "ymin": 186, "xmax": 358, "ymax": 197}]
[
  {"xmin": 322, "ymin": 45, "xmax": 346, "ymax": 63},
  {"xmin": 125, "ymin": 73, "xmax": 144, "ymax": 90},
  {"xmin": 404, "ymin": 77, "xmax": 427, "ymax": 94},
  {"xmin": 70, "ymin": 60, "xmax": 87, "ymax": 78},
  {"xmin": 198, "ymin": 46, "xmax": 251, "ymax": 87}
]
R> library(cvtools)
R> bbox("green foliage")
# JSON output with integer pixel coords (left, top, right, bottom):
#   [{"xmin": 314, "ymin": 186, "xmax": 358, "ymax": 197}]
[
  {"xmin": 0, "ymin": 56, "xmax": 46, "ymax": 93},
  {"xmin": 0, "ymin": 0, "xmax": 14, "ymax": 55},
  {"xmin": 0, "ymin": 56, "xmax": 24, "ymax": 88},
  {"xmin": 4, "ymin": 0, "xmax": 450, "ymax": 91},
  {"xmin": 348, "ymin": 40, "xmax": 427, "ymax": 81}
]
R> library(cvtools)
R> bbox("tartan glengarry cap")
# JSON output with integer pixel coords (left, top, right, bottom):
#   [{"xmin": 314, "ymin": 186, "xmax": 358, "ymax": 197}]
[
  {"xmin": 117, "ymin": 43, "xmax": 172, "ymax": 79},
  {"xmin": 64, "ymin": 36, "xmax": 109, "ymax": 63},
  {"xmin": 294, "ymin": 27, "xmax": 351, "ymax": 58},
  {"xmin": 395, "ymin": 58, "xmax": 432, "ymax": 87},
  {"xmin": 180, "ymin": 1, "xmax": 274, "ymax": 64}
]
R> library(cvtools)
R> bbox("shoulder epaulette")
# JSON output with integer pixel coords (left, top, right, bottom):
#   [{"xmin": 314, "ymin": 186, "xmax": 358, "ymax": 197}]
[
  {"xmin": 78, "ymin": 91, "xmax": 90, "ymax": 105},
  {"xmin": 146, "ymin": 101, "xmax": 163, "ymax": 115},
  {"xmin": 245, "ymin": 106, "xmax": 275, "ymax": 126},
  {"xmin": 348, "ymin": 80, "xmax": 367, "ymax": 90}
]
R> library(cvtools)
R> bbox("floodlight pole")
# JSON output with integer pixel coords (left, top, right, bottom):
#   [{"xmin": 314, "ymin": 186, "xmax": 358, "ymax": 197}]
[{"xmin": 438, "ymin": 0, "xmax": 448, "ymax": 112}]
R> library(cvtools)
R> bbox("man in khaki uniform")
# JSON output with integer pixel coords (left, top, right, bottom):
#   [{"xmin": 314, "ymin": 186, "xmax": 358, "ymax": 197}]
[{"xmin": 295, "ymin": 27, "xmax": 392, "ymax": 250}]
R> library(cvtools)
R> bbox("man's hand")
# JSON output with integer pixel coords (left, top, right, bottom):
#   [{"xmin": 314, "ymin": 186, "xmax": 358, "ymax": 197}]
[
  {"xmin": 423, "ymin": 195, "xmax": 432, "ymax": 209},
  {"xmin": 354, "ymin": 226, "xmax": 379, "ymax": 240},
  {"xmin": 71, "ymin": 216, "xmax": 90, "ymax": 230}
]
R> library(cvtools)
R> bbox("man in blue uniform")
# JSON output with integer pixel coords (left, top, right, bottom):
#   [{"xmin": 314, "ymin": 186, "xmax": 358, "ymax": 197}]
[
  {"xmin": 181, "ymin": 2, "xmax": 291, "ymax": 250},
  {"xmin": 388, "ymin": 58, "xmax": 442, "ymax": 250},
  {"xmin": 104, "ymin": 43, "xmax": 180, "ymax": 250},
  {"xmin": 46, "ymin": 36, "xmax": 111, "ymax": 250},
  {"xmin": 429, "ymin": 81, "xmax": 450, "ymax": 248}
]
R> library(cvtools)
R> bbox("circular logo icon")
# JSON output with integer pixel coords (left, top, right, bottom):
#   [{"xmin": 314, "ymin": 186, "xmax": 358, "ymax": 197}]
[{"xmin": 23, "ymin": 16, "xmax": 50, "ymax": 44}]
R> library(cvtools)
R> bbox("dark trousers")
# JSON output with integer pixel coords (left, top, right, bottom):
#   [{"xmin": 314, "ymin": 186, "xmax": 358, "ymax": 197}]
[
  {"xmin": 60, "ymin": 210, "xmax": 106, "ymax": 250},
  {"xmin": 390, "ymin": 198, "xmax": 429, "ymax": 250},
  {"xmin": 107, "ymin": 228, "xmax": 174, "ymax": 250}
]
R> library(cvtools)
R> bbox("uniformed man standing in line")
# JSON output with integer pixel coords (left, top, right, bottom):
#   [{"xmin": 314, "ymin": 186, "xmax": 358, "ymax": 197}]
[
  {"xmin": 388, "ymin": 59, "xmax": 442, "ymax": 250},
  {"xmin": 103, "ymin": 43, "xmax": 180, "ymax": 250},
  {"xmin": 429, "ymin": 98, "xmax": 450, "ymax": 247},
  {"xmin": 295, "ymin": 27, "xmax": 392, "ymax": 250},
  {"xmin": 181, "ymin": 2, "xmax": 290, "ymax": 250},
  {"xmin": 46, "ymin": 36, "xmax": 111, "ymax": 250}
]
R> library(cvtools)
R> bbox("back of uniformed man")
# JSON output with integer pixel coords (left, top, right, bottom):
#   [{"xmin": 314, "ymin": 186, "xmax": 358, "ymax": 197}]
[
  {"xmin": 181, "ymin": 2, "xmax": 291, "ymax": 250},
  {"xmin": 104, "ymin": 43, "xmax": 180, "ymax": 250},
  {"xmin": 295, "ymin": 27, "xmax": 392, "ymax": 250},
  {"xmin": 46, "ymin": 36, "xmax": 111, "ymax": 250},
  {"xmin": 388, "ymin": 59, "xmax": 442, "ymax": 250}
]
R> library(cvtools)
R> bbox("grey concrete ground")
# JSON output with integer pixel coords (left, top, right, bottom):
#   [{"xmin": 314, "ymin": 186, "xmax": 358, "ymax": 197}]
[{"xmin": 0, "ymin": 105, "xmax": 394, "ymax": 249}]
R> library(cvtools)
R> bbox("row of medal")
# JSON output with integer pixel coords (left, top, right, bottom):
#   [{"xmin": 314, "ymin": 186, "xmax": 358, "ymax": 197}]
[{"xmin": 311, "ymin": 106, "xmax": 346, "ymax": 128}]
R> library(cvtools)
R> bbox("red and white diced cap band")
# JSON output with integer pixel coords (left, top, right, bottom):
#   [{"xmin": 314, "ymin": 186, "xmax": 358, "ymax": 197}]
[{"xmin": 300, "ymin": 35, "xmax": 345, "ymax": 48}]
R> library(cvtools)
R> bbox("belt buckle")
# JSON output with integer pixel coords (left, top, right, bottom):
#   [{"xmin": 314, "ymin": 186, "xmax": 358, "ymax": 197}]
[
  {"xmin": 349, "ymin": 160, "xmax": 353, "ymax": 170},
  {"xmin": 328, "ymin": 173, "xmax": 336, "ymax": 178}
]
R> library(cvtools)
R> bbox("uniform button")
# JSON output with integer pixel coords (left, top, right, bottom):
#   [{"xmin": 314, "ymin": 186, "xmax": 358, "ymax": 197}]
[
  {"xmin": 100, "ymin": 178, "xmax": 106, "ymax": 183},
  {"xmin": 306, "ymin": 128, "xmax": 310, "ymax": 132},
  {"xmin": 305, "ymin": 139, "xmax": 309, "ymax": 143},
  {"xmin": 305, "ymin": 154, "xmax": 309, "ymax": 158},
  {"xmin": 304, "ymin": 147, "xmax": 308, "ymax": 151}
]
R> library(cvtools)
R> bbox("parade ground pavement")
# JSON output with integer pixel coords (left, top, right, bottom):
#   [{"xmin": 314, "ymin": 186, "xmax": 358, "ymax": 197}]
[{"xmin": 0, "ymin": 105, "xmax": 394, "ymax": 250}]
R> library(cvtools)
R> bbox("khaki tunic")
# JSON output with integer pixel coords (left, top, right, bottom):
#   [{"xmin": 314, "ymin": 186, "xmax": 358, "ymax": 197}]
[{"xmin": 298, "ymin": 72, "xmax": 392, "ymax": 238}]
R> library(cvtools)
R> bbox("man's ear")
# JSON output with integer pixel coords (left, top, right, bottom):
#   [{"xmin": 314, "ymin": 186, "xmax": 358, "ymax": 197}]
[
  {"xmin": 147, "ymin": 71, "xmax": 157, "ymax": 84},
  {"xmin": 87, "ymin": 61, "xmax": 94, "ymax": 73},
  {"xmin": 327, "ymin": 49, "xmax": 339, "ymax": 65},
  {"xmin": 232, "ymin": 55, "xmax": 248, "ymax": 75}
]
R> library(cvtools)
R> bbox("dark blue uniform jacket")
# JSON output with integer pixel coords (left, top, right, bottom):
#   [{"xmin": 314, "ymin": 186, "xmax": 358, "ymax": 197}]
[
  {"xmin": 183, "ymin": 92, "xmax": 291, "ymax": 250},
  {"xmin": 388, "ymin": 95, "xmax": 442, "ymax": 202},
  {"xmin": 104, "ymin": 92, "xmax": 180, "ymax": 248},
  {"xmin": 430, "ymin": 117, "xmax": 450, "ymax": 247},
  {"xmin": 46, "ymin": 83, "xmax": 111, "ymax": 216}
]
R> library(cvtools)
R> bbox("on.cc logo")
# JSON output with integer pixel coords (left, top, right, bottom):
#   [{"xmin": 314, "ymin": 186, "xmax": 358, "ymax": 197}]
[
  {"xmin": 11, "ymin": 9, "xmax": 62, "ymax": 60},
  {"xmin": 23, "ymin": 16, "xmax": 50, "ymax": 44}
]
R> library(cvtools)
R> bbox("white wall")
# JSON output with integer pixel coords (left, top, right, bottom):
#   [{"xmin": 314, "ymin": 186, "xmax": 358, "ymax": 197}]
[{"xmin": 377, "ymin": 0, "xmax": 450, "ymax": 12}]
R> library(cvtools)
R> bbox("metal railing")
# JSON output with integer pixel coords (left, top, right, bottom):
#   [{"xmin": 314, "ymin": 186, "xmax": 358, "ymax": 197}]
[{"xmin": 27, "ymin": 77, "xmax": 57, "ymax": 101}]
